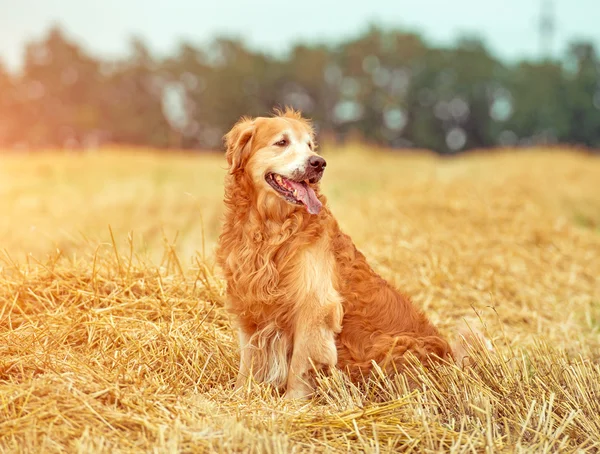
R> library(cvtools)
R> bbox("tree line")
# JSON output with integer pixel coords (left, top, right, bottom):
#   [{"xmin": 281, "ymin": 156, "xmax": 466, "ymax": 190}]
[{"xmin": 0, "ymin": 26, "xmax": 599, "ymax": 153}]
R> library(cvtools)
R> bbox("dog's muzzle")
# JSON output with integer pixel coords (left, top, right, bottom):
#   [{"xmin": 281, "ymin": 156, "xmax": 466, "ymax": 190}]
[{"xmin": 304, "ymin": 156, "xmax": 327, "ymax": 183}]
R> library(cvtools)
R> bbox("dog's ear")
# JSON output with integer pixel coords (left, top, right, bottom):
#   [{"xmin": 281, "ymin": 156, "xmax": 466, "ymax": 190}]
[{"xmin": 224, "ymin": 117, "xmax": 254, "ymax": 174}]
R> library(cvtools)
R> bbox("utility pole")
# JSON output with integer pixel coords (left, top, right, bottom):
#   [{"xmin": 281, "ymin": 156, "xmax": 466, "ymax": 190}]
[{"xmin": 539, "ymin": 0, "xmax": 556, "ymax": 60}]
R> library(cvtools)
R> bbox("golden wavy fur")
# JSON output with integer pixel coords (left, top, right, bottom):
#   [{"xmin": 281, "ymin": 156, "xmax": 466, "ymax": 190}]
[{"xmin": 217, "ymin": 108, "xmax": 481, "ymax": 399}]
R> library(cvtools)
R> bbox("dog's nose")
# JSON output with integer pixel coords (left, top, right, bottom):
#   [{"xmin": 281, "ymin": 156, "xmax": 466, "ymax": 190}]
[{"xmin": 308, "ymin": 156, "xmax": 327, "ymax": 171}]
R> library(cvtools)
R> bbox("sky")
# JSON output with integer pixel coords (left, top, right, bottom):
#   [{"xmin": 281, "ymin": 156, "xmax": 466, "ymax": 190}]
[{"xmin": 1, "ymin": 0, "xmax": 599, "ymax": 70}]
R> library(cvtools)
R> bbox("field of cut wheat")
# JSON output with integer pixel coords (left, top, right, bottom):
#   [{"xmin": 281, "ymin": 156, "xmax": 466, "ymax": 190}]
[{"xmin": 1, "ymin": 146, "xmax": 599, "ymax": 453}]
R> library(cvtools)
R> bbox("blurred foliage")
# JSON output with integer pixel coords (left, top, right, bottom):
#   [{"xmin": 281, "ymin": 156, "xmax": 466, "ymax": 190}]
[{"xmin": 1, "ymin": 25, "xmax": 599, "ymax": 153}]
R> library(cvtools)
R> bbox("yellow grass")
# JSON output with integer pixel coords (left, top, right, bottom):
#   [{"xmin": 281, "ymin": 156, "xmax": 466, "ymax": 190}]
[{"xmin": 1, "ymin": 146, "xmax": 599, "ymax": 452}]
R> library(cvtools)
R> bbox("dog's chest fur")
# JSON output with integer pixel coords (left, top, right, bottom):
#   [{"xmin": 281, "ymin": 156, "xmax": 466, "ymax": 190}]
[{"xmin": 224, "ymin": 221, "xmax": 341, "ymax": 311}]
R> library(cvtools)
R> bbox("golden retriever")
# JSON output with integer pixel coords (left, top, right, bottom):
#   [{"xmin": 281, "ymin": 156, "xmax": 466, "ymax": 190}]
[{"xmin": 217, "ymin": 108, "xmax": 479, "ymax": 399}]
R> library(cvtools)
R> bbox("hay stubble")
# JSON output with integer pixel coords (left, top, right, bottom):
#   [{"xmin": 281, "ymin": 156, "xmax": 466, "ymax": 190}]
[{"xmin": 1, "ymin": 147, "xmax": 599, "ymax": 452}]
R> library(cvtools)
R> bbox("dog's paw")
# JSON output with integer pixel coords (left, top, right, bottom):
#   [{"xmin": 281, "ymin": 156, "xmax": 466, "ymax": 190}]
[
  {"xmin": 452, "ymin": 318, "xmax": 494, "ymax": 368},
  {"xmin": 283, "ymin": 384, "xmax": 313, "ymax": 400}
]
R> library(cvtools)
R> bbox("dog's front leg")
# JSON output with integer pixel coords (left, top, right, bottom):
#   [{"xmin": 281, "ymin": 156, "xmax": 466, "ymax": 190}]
[
  {"xmin": 284, "ymin": 300, "xmax": 343, "ymax": 399},
  {"xmin": 235, "ymin": 328, "xmax": 255, "ymax": 390}
]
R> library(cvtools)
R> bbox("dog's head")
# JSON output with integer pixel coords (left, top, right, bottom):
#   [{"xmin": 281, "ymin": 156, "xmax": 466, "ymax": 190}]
[{"xmin": 224, "ymin": 108, "xmax": 325, "ymax": 215}]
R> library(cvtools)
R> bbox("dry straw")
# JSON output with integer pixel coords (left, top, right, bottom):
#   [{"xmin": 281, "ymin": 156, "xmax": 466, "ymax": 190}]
[{"xmin": 0, "ymin": 147, "xmax": 599, "ymax": 452}]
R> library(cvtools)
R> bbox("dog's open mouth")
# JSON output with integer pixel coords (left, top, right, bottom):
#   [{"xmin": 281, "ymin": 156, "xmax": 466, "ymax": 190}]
[{"xmin": 265, "ymin": 173, "xmax": 322, "ymax": 215}]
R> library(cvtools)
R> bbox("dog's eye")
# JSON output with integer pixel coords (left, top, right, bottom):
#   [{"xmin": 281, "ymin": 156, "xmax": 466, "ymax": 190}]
[
  {"xmin": 274, "ymin": 139, "xmax": 288, "ymax": 147},
  {"xmin": 308, "ymin": 142, "xmax": 313, "ymax": 150}
]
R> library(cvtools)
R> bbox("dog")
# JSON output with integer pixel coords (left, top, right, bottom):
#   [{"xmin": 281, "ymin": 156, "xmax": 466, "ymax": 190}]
[{"xmin": 217, "ymin": 108, "xmax": 480, "ymax": 399}]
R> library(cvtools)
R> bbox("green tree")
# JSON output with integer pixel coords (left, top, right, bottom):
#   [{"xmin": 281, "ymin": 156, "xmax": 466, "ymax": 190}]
[
  {"xmin": 0, "ymin": 62, "xmax": 17, "ymax": 146},
  {"xmin": 564, "ymin": 42, "xmax": 600, "ymax": 147},
  {"xmin": 504, "ymin": 61, "xmax": 569, "ymax": 145},
  {"xmin": 404, "ymin": 38, "xmax": 501, "ymax": 153},
  {"xmin": 100, "ymin": 37, "xmax": 174, "ymax": 147},
  {"xmin": 20, "ymin": 26, "xmax": 104, "ymax": 147}
]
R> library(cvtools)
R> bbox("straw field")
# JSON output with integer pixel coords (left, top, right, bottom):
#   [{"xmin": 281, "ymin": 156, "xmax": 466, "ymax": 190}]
[{"xmin": 1, "ymin": 146, "xmax": 599, "ymax": 453}]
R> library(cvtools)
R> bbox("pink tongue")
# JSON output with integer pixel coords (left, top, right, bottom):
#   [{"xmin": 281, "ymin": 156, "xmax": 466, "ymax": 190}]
[{"xmin": 286, "ymin": 180, "xmax": 322, "ymax": 215}]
